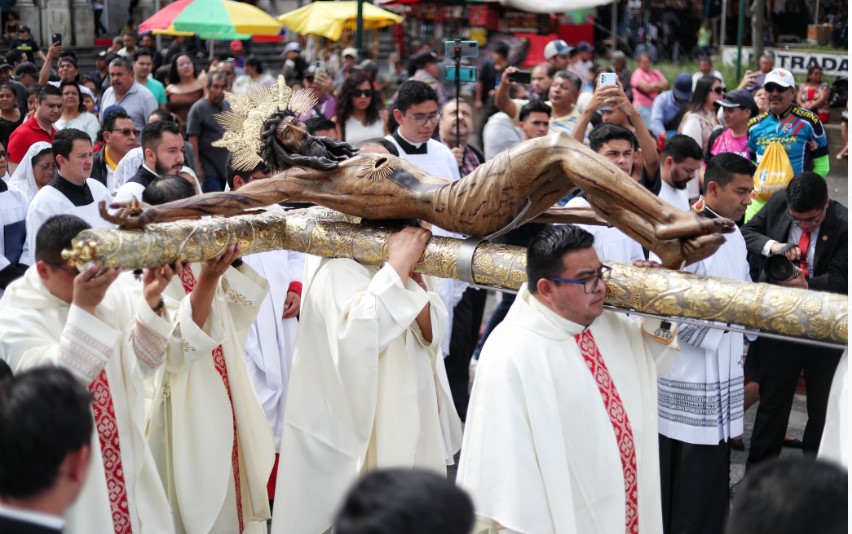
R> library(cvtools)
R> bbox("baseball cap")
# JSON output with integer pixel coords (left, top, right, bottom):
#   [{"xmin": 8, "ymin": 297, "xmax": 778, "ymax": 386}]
[
  {"xmin": 284, "ymin": 42, "xmax": 301, "ymax": 53},
  {"xmin": 673, "ymin": 73, "xmax": 693, "ymax": 101},
  {"xmin": 543, "ymin": 39, "xmax": 571, "ymax": 59},
  {"xmin": 17, "ymin": 25, "xmax": 29, "ymax": 33},
  {"xmin": 229, "ymin": 40, "xmax": 243, "ymax": 51},
  {"xmin": 97, "ymin": 50, "xmax": 109, "ymax": 58},
  {"xmin": 763, "ymin": 68, "xmax": 795, "ymax": 89},
  {"xmin": 101, "ymin": 105, "xmax": 128, "ymax": 121},
  {"xmin": 0, "ymin": 58, "xmax": 12, "ymax": 71},
  {"xmin": 715, "ymin": 88, "xmax": 759, "ymax": 116},
  {"xmin": 15, "ymin": 62, "xmax": 37, "ymax": 77},
  {"xmin": 412, "ymin": 50, "xmax": 438, "ymax": 69},
  {"xmin": 576, "ymin": 41, "xmax": 593, "ymax": 53},
  {"xmin": 342, "ymin": 47, "xmax": 358, "ymax": 59}
]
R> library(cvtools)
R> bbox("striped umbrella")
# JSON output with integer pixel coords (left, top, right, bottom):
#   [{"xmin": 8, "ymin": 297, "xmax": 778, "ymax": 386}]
[{"xmin": 139, "ymin": 0, "xmax": 282, "ymax": 40}]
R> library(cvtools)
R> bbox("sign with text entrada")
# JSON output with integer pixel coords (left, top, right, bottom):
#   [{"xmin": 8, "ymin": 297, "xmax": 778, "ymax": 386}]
[{"xmin": 721, "ymin": 46, "xmax": 849, "ymax": 77}]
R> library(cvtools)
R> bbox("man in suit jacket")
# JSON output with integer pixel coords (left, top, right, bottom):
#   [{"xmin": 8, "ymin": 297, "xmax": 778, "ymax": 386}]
[
  {"xmin": 742, "ymin": 172, "xmax": 847, "ymax": 465},
  {"xmin": 0, "ymin": 367, "xmax": 94, "ymax": 533}
]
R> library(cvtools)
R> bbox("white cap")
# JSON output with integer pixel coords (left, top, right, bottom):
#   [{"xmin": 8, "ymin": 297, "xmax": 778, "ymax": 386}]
[
  {"xmin": 342, "ymin": 47, "xmax": 358, "ymax": 59},
  {"xmin": 284, "ymin": 42, "xmax": 301, "ymax": 53},
  {"xmin": 763, "ymin": 68, "xmax": 796, "ymax": 89},
  {"xmin": 543, "ymin": 39, "xmax": 571, "ymax": 59}
]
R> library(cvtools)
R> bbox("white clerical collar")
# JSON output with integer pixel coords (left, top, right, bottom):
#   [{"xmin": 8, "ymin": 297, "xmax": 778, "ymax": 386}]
[
  {"xmin": 396, "ymin": 130, "xmax": 426, "ymax": 150},
  {"xmin": 142, "ymin": 163, "xmax": 160, "ymax": 178},
  {"xmin": 524, "ymin": 285, "xmax": 588, "ymax": 336},
  {"xmin": 0, "ymin": 503, "xmax": 65, "ymax": 530}
]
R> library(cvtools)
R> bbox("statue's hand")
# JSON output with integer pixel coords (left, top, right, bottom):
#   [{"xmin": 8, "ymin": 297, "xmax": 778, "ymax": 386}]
[{"xmin": 99, "ymin": 199, "xmax": 155, "ymax": 228}]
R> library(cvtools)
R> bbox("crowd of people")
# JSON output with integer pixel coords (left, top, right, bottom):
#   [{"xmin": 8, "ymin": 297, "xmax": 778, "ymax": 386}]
[{"xmin": 0, "ymin": 23, "xmax": 847, "ymax": 534}]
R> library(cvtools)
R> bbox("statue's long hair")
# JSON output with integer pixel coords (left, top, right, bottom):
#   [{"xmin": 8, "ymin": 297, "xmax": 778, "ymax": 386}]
[{"xmin": 260, "ymin": 109, "xmax": 359, "ymax": 172}]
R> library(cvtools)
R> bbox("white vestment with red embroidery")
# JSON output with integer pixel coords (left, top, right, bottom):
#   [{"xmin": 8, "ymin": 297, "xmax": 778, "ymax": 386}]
[
  {"xmin": 0, "ymin": 268, "xmax": 175, "ymax": 534},
  {"xmin": 457, "ymin": 284, "xmax": 680, "ymax": 534},
  {"xmin": 146, "ymin": 263, "xmax": 275, "ymax": 534}
]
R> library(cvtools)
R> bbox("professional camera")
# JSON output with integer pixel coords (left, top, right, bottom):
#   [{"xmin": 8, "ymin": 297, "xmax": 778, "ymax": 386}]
[{"xmin": 764, "ymin": 243, "xmax": 801, "ymax": 283}]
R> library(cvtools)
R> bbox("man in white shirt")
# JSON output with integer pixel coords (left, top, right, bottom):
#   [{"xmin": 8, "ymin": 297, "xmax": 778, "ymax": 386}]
[
  {"xmin": 657, "ymin": 153, "xmax": 755, "ymax": 534},
  {"xmin": 692, "ymin": 57, "xmax": 726, "ymax": 90},
  {"xmin": 113, "ymin": 120, "xmax": 185, "ymax": 204},
  {"xmin": 0, "ymin": 367, "xmax": 94, "ymax": 534},
  {"xmin": 24, "ymin": 128, "xmax": 112, "ymax": 265},
  {"xmin": 641, "ymin": 134, "xmax": 703, "ymax": 211}
]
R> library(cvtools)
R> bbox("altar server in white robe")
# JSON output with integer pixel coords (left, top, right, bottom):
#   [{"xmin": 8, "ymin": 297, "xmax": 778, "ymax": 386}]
[
  {"xmin": 457, "ymin": 224, "xmax": 680, "ymax": 534},
  {"xmin": 272, "ymin": 224, "xmax": 463, "ymax": 534},
  {"xmin": 141, "ymin": 176, "xmax": 275, "ymax": 534},
  {"xmin": 24, "ymin": 129, "xmax": 111, "ymax": 265},
  {"xmin": 229, "ymin": 165, "xmax": 304, "ymax": 481},
  {"xmin": 0, "ymin": 214, "xmax": 177, "ymax": 534},
  {"xmin": 654, "ymin": 153, "xmax": 755, "ymax": 534}
]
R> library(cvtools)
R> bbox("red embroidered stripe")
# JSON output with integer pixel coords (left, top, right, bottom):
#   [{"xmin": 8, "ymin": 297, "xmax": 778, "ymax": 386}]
[
  {"xmin": 181, "ymin": 267, "xmax": 245, "ymax": 532},
  {"xmin": 89, "ymin": 370, "xmax": 133, "ymax": 534},
  {"xmin": 575, "ymin": 330, "xmax": 639, "ymax": 534}
]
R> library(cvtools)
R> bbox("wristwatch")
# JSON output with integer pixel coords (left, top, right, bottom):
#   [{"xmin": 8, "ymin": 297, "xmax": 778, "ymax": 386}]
[{"xmin": 151, "ymin": 296, "xmax": 165, "ymax": 314}]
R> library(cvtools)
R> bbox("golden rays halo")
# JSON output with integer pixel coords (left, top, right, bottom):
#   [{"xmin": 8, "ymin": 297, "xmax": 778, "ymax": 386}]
[{"xmin": 213, "ymin": 75, "xmax": 318, "ymax": 171}]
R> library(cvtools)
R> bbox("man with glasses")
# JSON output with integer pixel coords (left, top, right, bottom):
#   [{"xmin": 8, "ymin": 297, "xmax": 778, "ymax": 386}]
[
  {"xmin": 458, "ymin": 224, "xmax": 680, "ymax": 534},
  {"xmin": 91, "ymin": 107, "xmax": 138, "ymax": 193},
  {"xmin": 741, "ymin": 171, "xmax": 847, "ymax": 466},
  {"xmin": 386, "ymin": 80, "xmax": 459, "ymax": 181},
  {"xmin": 24, "ymin": 128, "xmax": 112, "ymax": 264},
  {"xmin": 656, "ymin": 153, "xmax": 755, "ymax": 534},
  {"xmin": 748, "ymin": 68, "xmax": 829, "ymax": 181}
]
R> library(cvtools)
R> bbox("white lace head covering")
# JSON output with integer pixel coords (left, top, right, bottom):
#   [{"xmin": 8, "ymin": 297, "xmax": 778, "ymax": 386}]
[
  {"xmin": 112, "ymin": 146, "xmax": 144, "ymax": 191},
  {"xmin": 8, "ymin": 141, "xmax": 52, "ymax": 202}
]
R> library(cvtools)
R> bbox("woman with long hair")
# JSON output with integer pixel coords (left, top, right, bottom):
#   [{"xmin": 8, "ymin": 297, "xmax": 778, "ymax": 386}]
[
  {"xmin": 334, "ymin": 72, "xmax": 387, "ymax": 144},
  {"xmin": 796, "ymin": 65, "xmax": 830, "ymax": 123},
  {"xmin": 0, "ymin": 83, "xmax": 21, "ymax": 149},
  {"xmin": 54, "ymin": 80, "xmax": 100, "ymax": 142},
  {"xmin": 678, "ymin": 74, "xmax": 723, "ymax": 153},
  {"xmin": 165, "ymin": 53, "xmax": 204, "ymax": 127}
]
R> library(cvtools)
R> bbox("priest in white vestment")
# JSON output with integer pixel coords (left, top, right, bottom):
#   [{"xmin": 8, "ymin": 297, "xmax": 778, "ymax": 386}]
[
  {"xmin": 138, "ymin": 176, "xmax": 275, "ymax": 534},
  {"xmin": 653, "ymin": 154, "xmax": 755, "ymax": 534},
  {"xmin": 457, "ymin": 224, "xmax": 679, "ymax": 534},
  {"xmin": 0, "ymin": 215, "xmax": 177, "ymax": 534},
  {"xmin": 271, "ymin": 226, "xmax": 463, "ymax": 534}
]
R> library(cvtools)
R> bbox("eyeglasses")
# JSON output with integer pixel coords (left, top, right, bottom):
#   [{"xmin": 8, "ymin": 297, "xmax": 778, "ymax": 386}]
[
  {"xmin": 110, "ymin": 127, "xmax": 136, "ymax": 136},
  {"xmin": 352, "ymin": 89, "xmax": 372, "ymax": 98},
  {"xmin": 35, "ymin": 162, "xmax": 56, "ymax": 172},
  {"xmin": 763, "ymin": 84, "xmax": 789, "ymax": 93},
  {"xmin": 712, "ymin": 87, "xmax": 725, "ymax": 95},
  {"xmin": 547, "ymin": 265, "xmax": 612, "ymax": 293},
  {"xmin": 177, "ymin": 61, "xmax": 193, "ymax": 68},
  {"xmin": 405, "ymin": 111, "xmax": 441, "ymax": 126},
  {"xmin": 785, "ymin": 205, "xmax": 825, "ymax": 226}
]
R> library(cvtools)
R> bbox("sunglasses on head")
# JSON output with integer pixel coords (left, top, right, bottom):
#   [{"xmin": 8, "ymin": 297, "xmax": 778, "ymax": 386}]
[{"xmin": 352, "ymin": 89, "xmax": 372, "ymax": 98}]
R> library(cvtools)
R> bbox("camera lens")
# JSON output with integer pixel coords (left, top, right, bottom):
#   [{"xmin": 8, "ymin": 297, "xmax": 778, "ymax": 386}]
[{"xmin": 764, "ymin": 254, "xmax": 797, "ymax": 282}]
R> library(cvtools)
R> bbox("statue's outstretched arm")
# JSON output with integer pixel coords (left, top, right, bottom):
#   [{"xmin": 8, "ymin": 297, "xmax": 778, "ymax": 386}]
[{"xmin": 101, "ymin": 176, "xmax": 298, "ymax": 228}]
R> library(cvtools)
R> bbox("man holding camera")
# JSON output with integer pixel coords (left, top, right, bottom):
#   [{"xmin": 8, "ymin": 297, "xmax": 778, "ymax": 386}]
[{"xmin": 741, "ymin": 172, "xmax": 847, "ymax": 465}]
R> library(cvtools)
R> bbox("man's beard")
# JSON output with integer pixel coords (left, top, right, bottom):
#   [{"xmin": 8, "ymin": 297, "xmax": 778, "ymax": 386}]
[{"xmin": 155, "ymin": 159, "xmax": 178, "ymax": 176}]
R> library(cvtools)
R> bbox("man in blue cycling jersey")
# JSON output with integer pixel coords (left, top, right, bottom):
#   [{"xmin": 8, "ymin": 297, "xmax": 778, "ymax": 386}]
[{"xmin": 748, "ymin": 68, "xmax": 829, "ymax": 177}]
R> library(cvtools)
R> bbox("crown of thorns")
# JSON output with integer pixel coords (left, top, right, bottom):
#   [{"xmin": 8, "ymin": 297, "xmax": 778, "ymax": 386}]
[{"xmin": 213, "ymin": 75, "xmax": 317, "ymax": 171}]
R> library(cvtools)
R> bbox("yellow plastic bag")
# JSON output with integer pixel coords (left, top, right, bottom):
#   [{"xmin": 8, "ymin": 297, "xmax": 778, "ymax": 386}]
[{"xmin": 753, "ymin": 141, "xmax": 794, "ymax": 201}]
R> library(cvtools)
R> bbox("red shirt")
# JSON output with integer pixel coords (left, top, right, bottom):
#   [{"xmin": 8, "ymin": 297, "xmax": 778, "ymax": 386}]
[{"xmin": 8, "ymin": 115, "xmax": 56, "ymax": 164}]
